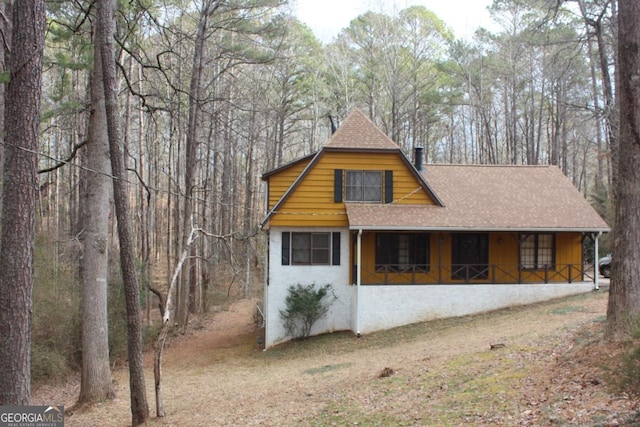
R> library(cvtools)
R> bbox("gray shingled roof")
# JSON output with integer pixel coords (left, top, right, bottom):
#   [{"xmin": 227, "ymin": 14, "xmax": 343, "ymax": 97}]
[
  {"xmin": 325, "ymin": 109, "xmax": 399, "ymax": 150},
  {"xmin": 346, "ymin": 164, "xmax": 610, "ymax": 232}
]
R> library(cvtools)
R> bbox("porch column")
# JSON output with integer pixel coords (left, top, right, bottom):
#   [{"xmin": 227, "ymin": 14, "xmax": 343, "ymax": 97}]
[
  {"xmin": 356, "ymin": 229, "xmax": 362, "ymax": 336},
  {"xmin": 594, "ymin": 232, "xmax": 601, "ymax": 290},
  {"xmin": 438, "ymin": 234, "xmax": 443, "ymax": 283}
]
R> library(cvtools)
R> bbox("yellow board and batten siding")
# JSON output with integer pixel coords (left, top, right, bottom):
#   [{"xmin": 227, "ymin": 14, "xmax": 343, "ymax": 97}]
[
  {"xmin": 267, "ymin": 151, "xmax": 435, "ymax": 228},
  {"xmin": 267, "ymin": 159, "xmax": 311, "ymax": 210}
]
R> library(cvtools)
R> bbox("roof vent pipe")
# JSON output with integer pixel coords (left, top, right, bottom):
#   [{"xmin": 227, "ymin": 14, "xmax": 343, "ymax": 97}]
[{"xmin": 414, "ymin": 147, "xmax": 423, "ymax": 171}]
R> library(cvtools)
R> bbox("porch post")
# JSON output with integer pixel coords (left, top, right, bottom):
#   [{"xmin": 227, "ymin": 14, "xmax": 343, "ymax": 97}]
[
  {"xmin": 438, "ymin": 234, "xmax": 443, "ymax": 283},
  {"xmin": 594, "ymin": 232, "xmax": 601, "ymax": 290},
  {"xmin": 356, "ymin": 229, "xmax": 362, "ymax": 336}
]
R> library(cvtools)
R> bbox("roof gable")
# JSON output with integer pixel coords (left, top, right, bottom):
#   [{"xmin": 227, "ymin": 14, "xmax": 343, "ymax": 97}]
[
  {"xmin": 260, "ymin": 109, "xmax": 447, "ymax": 228},
  {"xmin": 261, "ymin": 152, "xmax": 316, "ymax": 180},
  {"xmin": 325, "ymin": 109, "xmax": 399, "ymax": 150}
]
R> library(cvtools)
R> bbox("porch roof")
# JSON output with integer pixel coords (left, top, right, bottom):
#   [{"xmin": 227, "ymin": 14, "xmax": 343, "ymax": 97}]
[{"xmin": 346, "ymin": 164, "xmax": 610, "ymax": 233}]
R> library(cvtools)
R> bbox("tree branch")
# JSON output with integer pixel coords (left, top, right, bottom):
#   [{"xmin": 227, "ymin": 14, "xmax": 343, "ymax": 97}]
[{"xmin": 38, "ymin": 140, "xmax": 88, "ymax": 174}]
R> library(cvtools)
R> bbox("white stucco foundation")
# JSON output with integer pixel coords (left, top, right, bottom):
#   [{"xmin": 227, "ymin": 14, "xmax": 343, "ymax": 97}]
[
  {"xmin": 264, "ymin": 227, "xmax": 353, "ymax": 348},
  {"xmin": 355, "ymin": 282, "xmax": 595, "ymax": 334}
]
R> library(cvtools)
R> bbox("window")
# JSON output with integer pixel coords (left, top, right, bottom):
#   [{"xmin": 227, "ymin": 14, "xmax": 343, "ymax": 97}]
[
  {"xmin": 345, "ymin": 170, "xmax": 382, "ymax": 202},
  {"xmin": 520, "ymin": 233, "xmax": 555, "ymax": 269},
  {"xmin": 375, "ymin": 233, "xmax": 430, "ymax": 272},
  {"xmin": 282, "ymin": 232, "xmax": 340, "ymax": 266},
  {"xmin": 334, "ymin": 169, "xmax": 393, "ymax": 203}
]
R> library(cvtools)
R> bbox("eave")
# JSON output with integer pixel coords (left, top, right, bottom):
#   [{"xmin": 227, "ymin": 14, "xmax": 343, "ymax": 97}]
[{"xmin": 347, "ymin": 225, "xmax": 611, "ymax": 233}]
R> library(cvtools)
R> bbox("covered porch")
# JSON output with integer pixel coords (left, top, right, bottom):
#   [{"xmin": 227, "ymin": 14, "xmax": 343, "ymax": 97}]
[
  {"xmin": 347, "ymin": 227, "xmax": 604, "ymax": 337},
  {"xmin": 348, "ymin": 228, "xmax": 603, "ymax": 287}
]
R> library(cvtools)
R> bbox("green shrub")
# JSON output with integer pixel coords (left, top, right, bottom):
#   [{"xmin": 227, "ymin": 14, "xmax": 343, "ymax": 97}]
[
  {"xmin": 107, "ymin": 279, "xmax": 129, "ymax": 364},
  {"xmin": 106, "ymin": 277, "xmax": 160, "ymax": 363},
  {"xmin": 32, "ymin": 235, "xmax": 81, "ymax": 383},
  {"xmin": 31, "ymin": 343, "xmax": 72, "ymax": 384},
  {"xmin": 279, "ymin": 284, "xmax": 336, "ymax": 340},
  {"xmin": 31, "ymin": 233, "xmax": 155, "ymax": 382}
]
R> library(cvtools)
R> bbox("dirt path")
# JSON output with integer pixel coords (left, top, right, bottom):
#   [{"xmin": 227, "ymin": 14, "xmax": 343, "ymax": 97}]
[{"xmin": 34, "ymin": 290, "xmax": 635, "ymax": 426}]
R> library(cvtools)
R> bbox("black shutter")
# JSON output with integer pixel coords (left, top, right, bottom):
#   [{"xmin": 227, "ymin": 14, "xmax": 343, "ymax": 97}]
[
  {"xmin": 385, "ymin": 170, "xmax": 393, "ymax": 203},
  {"xmin": 334, "ymin": 169, "xmax": 343, "ymax": 202},
  {"xmin": 282, "ymin": 232, "xmax": 290, "ymax": 265},
  {"xmin": 332, "ymin": 232, "xmax": 341, "ymax": 265}
]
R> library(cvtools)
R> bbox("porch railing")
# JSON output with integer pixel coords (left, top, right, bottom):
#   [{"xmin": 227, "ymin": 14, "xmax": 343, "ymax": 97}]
[{"xmin": 358, "ymin": 263, "xmax": 597, "ymax": 285}]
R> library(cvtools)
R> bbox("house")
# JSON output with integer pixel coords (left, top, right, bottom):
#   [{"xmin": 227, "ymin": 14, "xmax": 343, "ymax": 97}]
[{"xmin": 260, "ymin": 109, "xmax": 610, "ymax": 348}]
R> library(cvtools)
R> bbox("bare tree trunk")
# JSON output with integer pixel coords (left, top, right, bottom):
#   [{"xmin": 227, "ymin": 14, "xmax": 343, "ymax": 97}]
[
  {"xmin": 605, "ymin": 0, "xmax": 640, "ymax": 341},
  {"xmin": 0, "ymin": 0, "xmax": 45, "ymax": 405},
  {"xmin": 96, "ymin": 0, "xmax": 149, "ymax": 424},
  {"xmin": 586, "ymin": 25, "xmax": 607, "ymax": 196},
  {"xmin": 155, "ymin": 229, "xmax": 197, "ymax": 417},
  {"xmin": 579, "ymin": 0, "xmax": 618, "ymax": 188},
  {"xmin": 177, "ymin": 0, "xmax": 214, "ymax": 329},
  {"xmin": 0, "ymin": 0, "xmax": 10, "ymax": 209},
  {"xmin": 76, "ymin": 39, "xmax": 116, "ymax": 406}
]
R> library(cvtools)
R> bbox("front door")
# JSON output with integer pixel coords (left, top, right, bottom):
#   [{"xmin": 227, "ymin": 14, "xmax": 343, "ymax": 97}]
[{"xmin": 451, "ymin": 233, "xmax": 489, "ymax": 280}]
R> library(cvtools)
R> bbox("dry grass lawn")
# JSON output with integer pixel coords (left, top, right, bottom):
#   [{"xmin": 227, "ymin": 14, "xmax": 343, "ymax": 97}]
[{"xmin": 33, "ymin": 290, "xmax": 640, "ymax": 426}]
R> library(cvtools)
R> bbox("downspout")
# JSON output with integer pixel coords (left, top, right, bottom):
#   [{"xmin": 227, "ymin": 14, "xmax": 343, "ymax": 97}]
[
  {"xmin": 261, "ymin": 183, "xmax": 270, "ymax": 348},
  {"xmin": 356, "ymin": 229, "xmax": 362, "ymax": 337},
  {"xmin": 262, "ymin": 228, "xmax": 270, "ymax": 349},
  {"xmin": 594, "ymin": 231, "xmax": 602, "ymax": 290}
]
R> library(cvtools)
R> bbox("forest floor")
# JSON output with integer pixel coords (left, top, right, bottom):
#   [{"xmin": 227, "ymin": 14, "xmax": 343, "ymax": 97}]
[{"xmin": 34, "ymin": 282, "xmax": 640, "ymax": 426}]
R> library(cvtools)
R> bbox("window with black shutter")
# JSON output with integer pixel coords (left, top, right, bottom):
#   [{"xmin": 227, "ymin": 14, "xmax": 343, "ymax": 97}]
[{"xmin": 281, "ymin": 232, "xmax": 341, "ymax": 266}]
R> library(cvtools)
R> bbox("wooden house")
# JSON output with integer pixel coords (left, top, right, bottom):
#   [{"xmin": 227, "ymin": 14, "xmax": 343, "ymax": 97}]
[{"xmin": 260, "ymin": 109, "xmax": 610, "ymax": 348}]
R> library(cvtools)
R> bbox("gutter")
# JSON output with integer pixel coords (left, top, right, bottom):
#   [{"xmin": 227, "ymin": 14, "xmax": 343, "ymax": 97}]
[{"xmin": 348, "ymin": 225, "xmax": 611, "ymax": 233}]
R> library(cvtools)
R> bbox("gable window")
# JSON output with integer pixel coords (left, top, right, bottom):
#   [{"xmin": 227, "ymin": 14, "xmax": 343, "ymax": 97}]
[
  {"xmin": 281, "ymin": 232, "xmax": 340, "ymax": 266},
  {"xmin": 520, "ymin": 233, "xmax": 555, "ymax": 269},
  {"xmin": 335, "ymin": 169, "xmax": 393, "ymax": 203},
  {"xmin": 375, "ymin": 233, "xmax": 430, "ymax": 272},
  {"xmin": 345, "ymin": 170, "xmax": 383, "ymax": 202}
]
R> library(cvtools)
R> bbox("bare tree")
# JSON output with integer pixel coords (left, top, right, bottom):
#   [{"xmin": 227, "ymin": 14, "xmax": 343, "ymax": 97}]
[
  {"xmin": 154, "ymin": 227, "xmax": 198, "ymax": 417},
  {"xmin": 576, "ymin": 0, "xmax": 617, "ymax": 190},
  {"xmin": 0, "ymin": 0, "xmax": 45, "ymax": 405},
  {"xmin": 176, "ymin": 0, "xmax": 215, "ymax": 330},
  {"xmin": 96, "ymin": 0, "xmax": 149, "ymax": 423},
  {"xmin": 0, "ymin": 0, "xmax": 10, "ymax": 203},
  {"xmin": 605, "ymin": 0, "xmax": 640, "ymax": 340},
  {"xmin": 76, "ymin": 38, "xmax": 116, "ymax": 406}
]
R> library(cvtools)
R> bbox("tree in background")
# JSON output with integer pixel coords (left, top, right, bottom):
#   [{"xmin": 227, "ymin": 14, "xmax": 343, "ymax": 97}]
[
  {"xmin": 96, "ymin": 0, "xmax": 149, "ymax": 423},
  {"xmin": 605, "ymin": 0, "xmax": 640, "ymax": 341},
  {"xmin": 76, "ymin": 37, "xmax": 115, "ymax": 406},
  {"xmin": 22, "ymin": 0, "xmax": 623, "ymax": 411},
  {"xmin": 0, "ymin": 0, "xmax": 46, "ymax": 405}
]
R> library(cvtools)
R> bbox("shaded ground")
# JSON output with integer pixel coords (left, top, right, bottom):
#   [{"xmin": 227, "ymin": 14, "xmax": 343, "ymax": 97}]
[{"xmin": 33, "ymin": 288, "xmax": 640, "ymax": 426}]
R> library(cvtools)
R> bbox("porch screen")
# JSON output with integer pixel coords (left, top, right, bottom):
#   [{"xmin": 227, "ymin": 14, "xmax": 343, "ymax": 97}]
[
  {"xmin": 375, "ymin": 233, "xmax": 430, "ymax": 272},
  {"xmin": 520, "ymin": 233, "xmax": 555, "ymax": 269}
]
